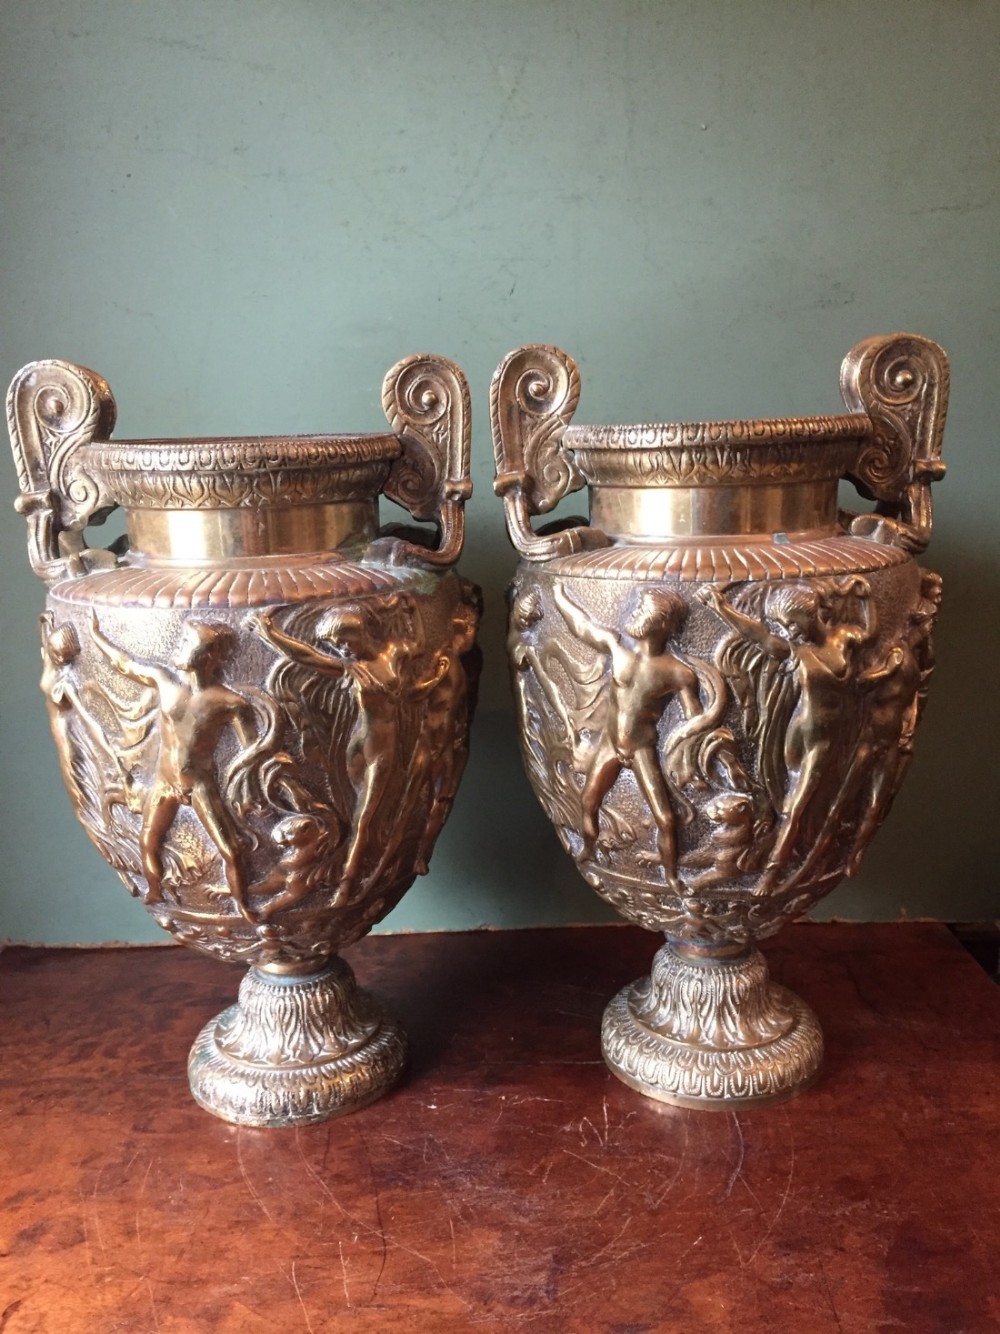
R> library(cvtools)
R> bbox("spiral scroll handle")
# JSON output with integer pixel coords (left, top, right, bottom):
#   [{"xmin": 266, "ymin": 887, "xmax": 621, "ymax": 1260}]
[
  {"xmin": 378, "ymin": 353, "xmax": 472, "ymax": 567},
  {"xmin": 7, "ymin": 359, "xmax": 121, "ymax": 585},
  {"xmin": 490, "ymin": 344, "xmax": 610, "ymax": 562},
  {"xmin": 839, "ymin": 333, "xmax": 949, "ymax": 555}
]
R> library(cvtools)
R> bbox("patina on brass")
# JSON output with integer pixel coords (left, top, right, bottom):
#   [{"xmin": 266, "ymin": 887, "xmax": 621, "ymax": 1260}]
[
  {"xmin": 8, "ymin": 354, "xmax": 480, "ymax": 1127},
  {"xmin": 493, "ymin": 335, "xmax": 948, "ymax": 1108}
]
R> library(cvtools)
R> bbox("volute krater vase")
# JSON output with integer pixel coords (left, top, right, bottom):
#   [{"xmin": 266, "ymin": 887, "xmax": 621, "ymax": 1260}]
[
  {"xmin": 8, "ymin": 354, "xmax": 480, "ymax": 1126},
  {"xmin": 492, "ymin": 335, "xmax": 948, "ymax": 1108}
]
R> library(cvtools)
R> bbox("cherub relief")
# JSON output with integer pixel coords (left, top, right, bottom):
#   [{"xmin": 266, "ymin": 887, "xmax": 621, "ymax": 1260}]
[{"xmin": 90, "ymin": 614, "xmax": 268, "ymax": 916}]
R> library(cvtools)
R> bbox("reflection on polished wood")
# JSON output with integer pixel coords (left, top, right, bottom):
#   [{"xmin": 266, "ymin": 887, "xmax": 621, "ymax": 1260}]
[{"xmin": 0, "ymin": 923, "xmax": 997, "ymax": 1331}]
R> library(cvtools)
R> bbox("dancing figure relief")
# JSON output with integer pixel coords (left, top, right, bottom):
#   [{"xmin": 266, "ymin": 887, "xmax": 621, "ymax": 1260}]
[
  {"xmin": 897, "ymin": 569, "xmax": 942, "ymax": 766},
  {"xmin": 838, "ymin": 571, "xmax": 941, "ymax": 875},
  {"xmin": 40, "ymin": 613, "xmax": 128, "ymax": 825},
  {"xmin": 786, "ymin": 626, "xmax": 912, "ymax": 892},
  {"xmin": 830, "ymin": 638, "xmax": 913, "ymax": 873},
  {"xmin": 250, "ymin": 596, "xmax": 447, "ymax": 907},
  {"xmin": 409, "ymin": 589, "xmax": 479, "ymax": 874},
  {"xmin": 698, "ymin": 577, "xmax": 914, "ymax": 892},
  {"xmin": 89, "ymin": 614, "xmax": 276, "ymax": 917},
  {"xmin": 507, "ymin": 585, "xmax": 599, "ymax": 842},
  {"xmin": 551, "ymin": 584, "xmax": 726, "ymax": 885},
  {"xmin": 361, "ymin": 592, "xmax": 476, "ymax": 887}
]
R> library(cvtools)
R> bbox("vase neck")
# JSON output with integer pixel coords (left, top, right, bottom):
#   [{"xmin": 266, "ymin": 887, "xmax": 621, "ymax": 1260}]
[
  {"xmin": 125, "ymin": 499, "xmax": 379, "ymax": 564},
  {"xmin": 589, "ymin": 477, "xmax": 838, "ymax": 541}
]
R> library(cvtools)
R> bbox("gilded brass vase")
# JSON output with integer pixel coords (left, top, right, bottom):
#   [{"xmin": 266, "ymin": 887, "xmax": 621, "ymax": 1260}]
[
  {"xmin": 8, "ymin": 354, "xmax": 480, "ymax": 1126},
  {"xmin": 492, "ymin": 336, "xmax": 947, "ymax": 1108}
]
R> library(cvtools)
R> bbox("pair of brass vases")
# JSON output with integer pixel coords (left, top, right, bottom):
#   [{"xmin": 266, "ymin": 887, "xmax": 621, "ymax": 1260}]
[{"xmin": 7, "ymin": 332, "xmax": 948, "ymax": 1124}]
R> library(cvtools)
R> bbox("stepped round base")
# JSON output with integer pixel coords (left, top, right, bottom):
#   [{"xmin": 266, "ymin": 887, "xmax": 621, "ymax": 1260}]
[
  {"xmin": 188, "ymin": 956, "xmax": 406, "ymax": 1127},
  {"xmin": 601, "ymin": 941, "xmax": 823, "ymax": 1109}
]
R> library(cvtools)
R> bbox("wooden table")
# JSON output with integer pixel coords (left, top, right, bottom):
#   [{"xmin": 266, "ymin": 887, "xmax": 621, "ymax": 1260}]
[{"xmin": 0, "ymin": 923, "xmax": 997, "ymax": 1332}]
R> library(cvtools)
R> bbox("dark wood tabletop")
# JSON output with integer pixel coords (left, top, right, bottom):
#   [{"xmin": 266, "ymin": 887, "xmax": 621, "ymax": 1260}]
[{"xmin": 0, "ymin": 923, "xmax": 997, "ymax": 1333}]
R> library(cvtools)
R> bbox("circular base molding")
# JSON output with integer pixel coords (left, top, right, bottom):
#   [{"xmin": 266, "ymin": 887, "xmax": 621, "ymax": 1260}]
[
  {"xmin": 188, "ymin": 957, "xmax": 406, "ymax": 1127},
  {"xmin": 601, "ymin": 944, "xmax": 823, "ymax": 1109}
]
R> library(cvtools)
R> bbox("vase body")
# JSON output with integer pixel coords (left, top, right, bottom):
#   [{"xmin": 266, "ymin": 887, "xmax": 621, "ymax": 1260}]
[
  {"xmin": 492, "ymin": 336, "xmax": 948, "ymax": 1108},
  {"xmin": 9, "ymin": 354, "xmax": 479, "ymax": 1126}
]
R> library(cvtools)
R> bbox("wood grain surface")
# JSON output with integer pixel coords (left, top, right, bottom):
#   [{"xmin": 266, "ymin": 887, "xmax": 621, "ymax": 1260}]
[{"xmin": 0, "ymin": 923, "xmax": 997, "ymax": 1332}]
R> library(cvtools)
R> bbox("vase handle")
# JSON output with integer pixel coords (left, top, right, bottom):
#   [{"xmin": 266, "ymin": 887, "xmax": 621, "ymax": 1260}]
[
  {"xmin": 377, "ymin": 353, "xmax": 472, "ymax": 567},
  {"xmin": 839, "ymin": 333, "xmax": 949, "ymax": 555},
  {"xmin": 491, "ymin": 344, "xmax": 610, "ymax": 562},
  {"xmin": 7, "ymin": 359, "xmax": 121, "ymax": 585}
]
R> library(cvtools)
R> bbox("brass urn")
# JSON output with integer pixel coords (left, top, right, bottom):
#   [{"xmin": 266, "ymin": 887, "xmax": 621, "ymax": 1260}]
[
  {"xmin": 492, "ymin": 336, "xmax": 947, "ymax": 1108},
  {"xmin": 8, "ymin": 354, "xmax": 480, "ymax": 1126}
]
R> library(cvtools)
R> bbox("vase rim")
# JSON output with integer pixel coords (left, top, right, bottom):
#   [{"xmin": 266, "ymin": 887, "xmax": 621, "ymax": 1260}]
[
  {"xmin": 85, "ymin": 433, "xmax": 400, "ymax": 511},
  {"xmin": 564, "ymin": 412, "xmax": 871, "ymax": 450},
  {"xmin": 566, "ymin": 414, "xmax": 865, "ymax": 493},
  {"xmin": 91, "ymin": 431, "xmax": 400, "ymax": 457}
]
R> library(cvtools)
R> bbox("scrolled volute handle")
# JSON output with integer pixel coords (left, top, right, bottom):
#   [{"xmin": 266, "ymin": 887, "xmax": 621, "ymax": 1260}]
[
  {"xmin": 377, "ymin": 353, "xmax": 472, "ymax": 567},
  {"xmin": 490, "ymin": 344, "xmax": 609, "ymax": 562},
  {"xmin": 839, "ymin": 333, "xmax": 949, "ymax": 555},
  {"xmin": 7, "ymin": 359, "xmax": 121, "ymax": 584}
]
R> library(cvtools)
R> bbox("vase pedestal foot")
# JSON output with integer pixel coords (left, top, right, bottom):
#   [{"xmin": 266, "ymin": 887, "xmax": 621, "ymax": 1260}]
[
  {"xmin": 601, "ymin": 939, "xmax": 823, "ymax": 1109},
  {"xmin": 188, "ymin": 955, "xmax": 406, "ymax": 1127}
]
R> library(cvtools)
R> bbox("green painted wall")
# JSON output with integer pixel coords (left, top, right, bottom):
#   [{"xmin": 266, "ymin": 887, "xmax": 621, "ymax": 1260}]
[{"xmin": 1, "ymin": 0, "xmax": 997, "ymax": 943}]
